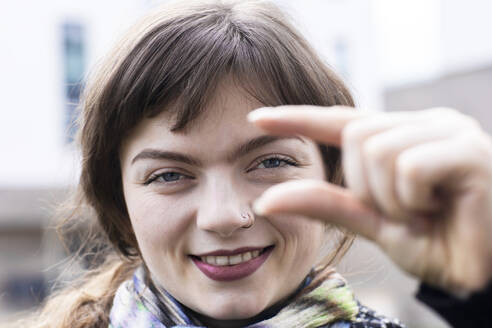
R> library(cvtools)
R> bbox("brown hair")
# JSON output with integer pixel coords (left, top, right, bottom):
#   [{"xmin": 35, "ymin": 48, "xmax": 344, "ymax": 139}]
[{"xmin": 15, "ymin": 1, "xmax": 355, "ymax": 327}]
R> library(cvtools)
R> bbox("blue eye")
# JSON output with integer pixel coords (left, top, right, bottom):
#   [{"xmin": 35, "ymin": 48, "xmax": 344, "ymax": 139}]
[
  {"xmin": 260, "ymin": 158, "xmax": 283, "ymax": 168},
  {"xmin": 160, "ymin": 172, "xmax": 183, "ymax": 182},
  {"xmin": 255, "ymin": 156, "xmax": 298, "ymax": 170},
  {"xmin": 145, "ymin": 171, "xmax": 188, "ymax": 185}
]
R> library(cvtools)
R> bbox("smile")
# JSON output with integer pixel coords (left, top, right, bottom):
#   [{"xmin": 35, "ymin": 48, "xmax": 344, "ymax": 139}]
[
  {"xmin": 200, "ymin": 249, "xmax": 262, "ymax": 266},
  {"xmin": 190, "ymin": 245, "xmax": 275, "ymax": 281}
]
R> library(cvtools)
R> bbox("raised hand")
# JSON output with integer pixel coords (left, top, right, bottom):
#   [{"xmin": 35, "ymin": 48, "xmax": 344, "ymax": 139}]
[{"xmin": 249, "ymin": 106, "xmax": 492, "ymax": 294}]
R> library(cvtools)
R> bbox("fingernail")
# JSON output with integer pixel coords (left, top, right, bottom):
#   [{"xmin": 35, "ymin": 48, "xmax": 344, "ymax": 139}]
[
  {"xmin": 247, "ymin": 107, "xmax": 274, "ymax": 122},
  {"xmin": 252, "ymin": 198, "xmax": 267, "ymax": 215}
]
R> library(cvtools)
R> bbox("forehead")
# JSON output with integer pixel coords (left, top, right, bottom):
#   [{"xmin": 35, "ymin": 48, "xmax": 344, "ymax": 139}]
[
  {"xmin": 182, "ymin": 83, "xmax": 264, "ymax": 137},
  {"xmin": 120, "ymin": 83, "xmax": 267, "ymax": 159}
]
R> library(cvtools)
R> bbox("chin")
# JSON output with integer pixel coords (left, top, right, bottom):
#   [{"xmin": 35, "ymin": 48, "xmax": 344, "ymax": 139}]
[{"xmin": 199, "ymin": 294, "xmax": 266, "ymax": 320}]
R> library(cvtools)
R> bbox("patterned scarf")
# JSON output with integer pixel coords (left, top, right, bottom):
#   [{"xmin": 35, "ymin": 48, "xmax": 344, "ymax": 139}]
[{"xmin": 109, "ymin": 266, "xmax": 359, "ymax": 328}]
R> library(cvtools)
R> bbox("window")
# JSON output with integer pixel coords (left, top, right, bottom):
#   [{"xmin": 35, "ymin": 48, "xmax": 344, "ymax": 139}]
[{"xmin": 62, "ymin": 22, "xmax": 86, "ymax": 141}]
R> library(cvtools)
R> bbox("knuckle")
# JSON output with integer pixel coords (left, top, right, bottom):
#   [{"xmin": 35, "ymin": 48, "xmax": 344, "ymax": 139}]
[
  {"xmin": 396, "ymin": 153, "xmax": 420, "ymax": 182},
  {"xmin": 428, "ymin": 107, "xmax": 481, "ymax": 130},
  {"xmin": 342, "ymin": 121, "xmax": 366, "ymax": 146},
  {"xmin": 426, "ymin": 107, "xmax": 461, "ymax": 124},
  {"xmin": 454, "ymin": 113, "xmax": 481, "ymax": 130},
  {"xmin": 363, "ymin": 137, "xmax": 387, "ymax": 166},
  {"xmin": 427, "ymin": 106, "xmax": 459, "ymax": 117},
  {"xmin": 461, "ymin": 115, "xmax": 481, "ymax": 129},
  {"xmin": 460, "ymin": 130, "xmax": 492, "ymax": 163}
]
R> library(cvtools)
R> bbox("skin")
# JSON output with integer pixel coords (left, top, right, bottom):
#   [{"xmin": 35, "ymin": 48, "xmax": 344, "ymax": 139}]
[
  {"xmin": 250, "ymin": 105, "xmax": 492, "ymax": 295},
  {"xmin": 120, "ymin": 85, "xmax": 328, "ymax": 327}
]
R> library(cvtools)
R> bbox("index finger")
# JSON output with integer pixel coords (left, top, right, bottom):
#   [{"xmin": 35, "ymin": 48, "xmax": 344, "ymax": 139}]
[{"xmin": 247, "ymin": 105, "xmax": 368, "ymax": 146}]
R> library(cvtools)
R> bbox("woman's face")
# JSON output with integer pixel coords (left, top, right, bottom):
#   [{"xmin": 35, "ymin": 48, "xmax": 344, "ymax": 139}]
[{"xmin": 120, "ymin": 84, "xmax": 327, "ymax": 324}]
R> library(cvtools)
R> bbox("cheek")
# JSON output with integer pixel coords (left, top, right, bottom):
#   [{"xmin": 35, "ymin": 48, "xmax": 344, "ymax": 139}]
[
  {"xmin": 125, "ymin": 190, "xmax": 192, "ymax": 257},
  {"xmin": 271, "ymin": 214, "xmax": 325, "ymax": 261}
]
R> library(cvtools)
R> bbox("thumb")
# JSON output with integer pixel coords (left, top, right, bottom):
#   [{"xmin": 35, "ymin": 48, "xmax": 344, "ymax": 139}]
[{"xmin": 253, "ymin": 179, "xmax": 382, "ymax": 241}]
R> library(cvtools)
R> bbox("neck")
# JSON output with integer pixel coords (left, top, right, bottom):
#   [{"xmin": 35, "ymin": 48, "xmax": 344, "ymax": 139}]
[
  {"xmin": 186, "ymin": 297, "xmax": 289, "ymax": 328},
  {"xmin": 179, "ymin": 275, "xmax": 312, "ymax": 328}
]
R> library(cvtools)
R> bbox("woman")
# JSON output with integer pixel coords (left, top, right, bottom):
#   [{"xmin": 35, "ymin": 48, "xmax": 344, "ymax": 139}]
[{"xmin": 19, "ymin": 0, "xmax": 492, "ymax": 327}]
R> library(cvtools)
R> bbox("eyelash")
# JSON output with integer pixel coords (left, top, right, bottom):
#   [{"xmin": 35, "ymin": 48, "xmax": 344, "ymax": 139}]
[
  {"xmin": 144, "ymin": 171, "xmax": 191, "ymax": 186},
  {"xmin": 246, "ymin": 154, "xmax": 299, "ymax": 172},
  {"xmin": 144, "ymin": 155, "xmax": 299, "ymax": 186}
]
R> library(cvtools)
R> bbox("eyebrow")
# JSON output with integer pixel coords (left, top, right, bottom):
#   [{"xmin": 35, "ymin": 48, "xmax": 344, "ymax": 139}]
[{"xmin": 131, "ymin": 135, "xmax": 305, "ymax": 166}]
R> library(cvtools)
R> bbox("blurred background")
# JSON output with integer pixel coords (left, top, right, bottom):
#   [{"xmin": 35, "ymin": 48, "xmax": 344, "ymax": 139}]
[{"xmin": 1, "ymin": 0, "xmax": 492, "ymax": 326}]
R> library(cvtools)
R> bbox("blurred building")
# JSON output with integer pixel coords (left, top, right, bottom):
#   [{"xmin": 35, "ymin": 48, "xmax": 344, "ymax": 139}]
[
  {"xmin": 385, "ymin": 64, "xmax": 492, "ymax": 133},
  {"xmin": 1, "ymin": 0, "xmax": 491, "ymax": 326},
  {"xmin": 380, "ymin": 0, "xmax": 492, "ymax": 133},
  {"xmin": 0, "ymin": 0, "xmax": 147, "ymax": 318}
]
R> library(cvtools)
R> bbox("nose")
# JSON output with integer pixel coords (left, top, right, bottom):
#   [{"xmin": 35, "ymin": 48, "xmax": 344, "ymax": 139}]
[{"xmin": 196, "ymin": 175, "xmax": 250, "ymax": 237}]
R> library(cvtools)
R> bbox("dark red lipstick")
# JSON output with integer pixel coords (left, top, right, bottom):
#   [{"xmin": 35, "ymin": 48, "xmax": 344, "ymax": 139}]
[{"xmin": 190, "ymin": 245, "xmax": 274, "ymax": 282}]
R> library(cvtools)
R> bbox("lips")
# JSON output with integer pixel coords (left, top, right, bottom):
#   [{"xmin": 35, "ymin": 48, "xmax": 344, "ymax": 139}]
[
  {"xmin": 194, "ymin": 246, "xmax": 267, "ymax": 257},
  {"xmin": 190, "ymin": 245, "xmax": 274, "ymax": 281}
]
